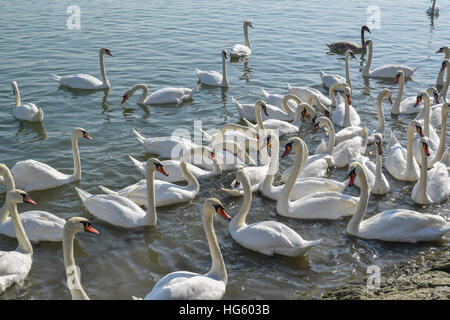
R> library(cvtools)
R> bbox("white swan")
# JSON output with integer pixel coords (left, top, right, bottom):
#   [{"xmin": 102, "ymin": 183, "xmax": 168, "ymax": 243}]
[
  {"xmin": 330, "ymin": 84, "xmax": 360, "ymax": 127},
  {"xmin": 230, "ymin": 21, "xmax": 254, "ymax": 59},
  {"xmin": 11, "ymin": 81, "xmax": 43, "ymax": 122},
  {"xmin": 143, "ymin": 198, "xmax": 230, "ymax": 300},
  {"xmin": 51, "ymin": 48, "xmax": 112, "ymax": 89},
  {"xmin": 0, "ymin": 190, "xmax": 35, "ymax": 294},
  {"xmin": 228, "ymin": 170, "xmax": 322, "ymax": 256},
  {"xmin": 312, "ymin": 117, "xmax": 368, "ymax": 168},
  {"xmin": 0, "ymin": 128, "xmax": 93, "ymax": 192},
  {"xmin": 351, "ymin": 134, "xmax": 390, "ymax": 195},
  {"xmin": 0, "ymin": 164, "xmax": 65, "ymax": 242},
  {"xmin": 242, "ymin": 99, "xmax": 310, "ymax": 137},
  {"xmin": 363, "ymin": 40, "xmax": 417, "ymax": 79},
  {"xmin": 428, "ymin": 102, "xmax": 450, "ymax": 168},
  {"xmin": 128, "ymin": 147, "xmax": 221, "ymax": 183},
  {"xmin": 335, "ymin": 88, "xmax": 390, "ymax": 145},
  {"xmin": 392, "ymin": 70, "xmax": 438, "ymax": 115},
  {"xmin": 276, "ymin": 137, "xmax": 358, "ymax": 220},
  {"xmin": 326, "ymin": 26, "xmax": 371, "ymax": 53},
  {"xmin": 233, "ymin": 97, "xmax": 296, "ymax": 122},
  {"xmin": 385, "ymin": 120, "xmax": 422, "ymax": 181},
  {"xmin": 437, "ymin": 46, "xmax": 450, "ymax": 59},
  {"xmin": 99, "ymin": 154, "xmax": 200, "ymax": 207},
  {"xmin": 287, "ymin": 82, "xmax": 332, "ymax": 107},
  {"xmin": 196, "ymin": 50, "xmax": 229, "ymax": 87},
  {"xmin": 411, "ymin": 137, "xmax": 449, "ymax": 204},
  {"xmin": 320, "ymin": 50, "xmax": 355, "ymax": 89},
  {"xmin": 132, "ymin": 129, "xmax": 200, "ymax": 159},
  {"xmin": 426, "ymin": 0, "xmax": 440, "ymax": 15},
  {"xmin": 76, "ymin": 158, "xmax": 165, "ymax": 228},
  {"xmin": 412, "ymin": 91, "xmax": 440, "ymax": 162},
  {"xmin": 260, "ymin": 88, "xmax": 298, "ymax": 110},
  {"xmin": 259, "ymin": 135, "xmax": 347, "ymax": 200},
  {"xmin": 121, "ymin": 83, "xmax": 198, "ymax": 105},
  {"xmin": 63, "ymin": 217, "xmax": 99, "ymax": 300},
  {"xmin": 346, "ymin": 162, "xmax": 450, "ymax": 243}
]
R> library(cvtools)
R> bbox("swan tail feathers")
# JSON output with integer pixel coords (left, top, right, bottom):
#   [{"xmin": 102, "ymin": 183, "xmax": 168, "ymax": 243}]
[
  {"xmin": 98, "ymin": 185, "xmax": 119, "ymax": 196},
  {"xmin": 32, "ymin": 108, "xmax": 44, "ymax": 121},
  {"xmin": 51, "ymin": 73, "xmax": 62, "ymax": 82},
  {"xmin": 195, "ymin": 68, "xmax": 203, "ymax": 78},
  {"xmin": 220, "ymin": 187, "xmax": 244, "ymax": 197},
  {"xmin": 304, "ymin": 239, "xmax": 322, "ymax": 248},
  {"xmin": 132, "ymin": 129, "xmax": 146, "ymax": 144},
  {"xmin": 188, "ymin": 85, "xmax": 200, "ymax": 98},
  {"xmin": 128, "ymin": 155, "xmax": 146, "ymax": 175},
  {"xmin": 195, "ymin": 127, "xmax": 214, "ymax": 143},
  {"xmin": 440, "ymin": 150, "xmax": 450, "ymax": 167},
  {"xmin": 260, "ymin": 87, "xmax": 270, "ymax": 99},
  {"xmin": 75, "ymin": 187, "xmax": 92, "ymax": 203},
  {"xmin": 286, "ymin": 81, "xmax": 292, "ymax": 90},
  {"xmin": 387, "ymin": 130, "xmax": 399, "ymax": 150},
  {"xmin": 231, "ymin": 96, "xmax": 243, "ymax": 110}
]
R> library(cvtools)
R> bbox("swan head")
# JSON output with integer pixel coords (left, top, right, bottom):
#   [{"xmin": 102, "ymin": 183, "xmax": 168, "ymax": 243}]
[
  {"xmin": 257, "ymin": 100, "xmax": 269, "ymax": 116},
  {"xmin": 233, "ymin": 169, "xmax": 249, "ymax": 189},
  {"xmin": 146, "ymin": 158, "xmax": 169, "ymax": 176},
  {"xmin": 281, "ymin": 137, "xmax": 302, "ymax": 158},
  {"xmin": 204, "ymin": 198, "xmax": 231, "ymax": 221},
  {"xmin": 298, "ymin": 103, "xmax": 317, "ymax": 123},
  {"xmin": 100, "ymin": 48, "xmax": 113, "ymax": 57},
  {"xmin": 312, "ymin": 116, "xmax": 330, "ymax": 134},
  {"xmin": 222, "ymin": 50, "xmax": 228, "ymax": 60},
  {"xmin": 420, "ymin": 137, "xmax": 431, "ymax": 157},
  {"xmin": 73, "ymin": 127, "xmax": 93, "ymax": 141},
  {"xmin": 259, "ymin": 129, "xmax": 277, "ymax": 150},
  {"xmin": 394, "ymin": 70, "xmax": 404, "ymax": 84},
  {"xmin": 64, "ymin": 217, "xmax": 99, "ymax": 236},
  {"xmin": 122, "ymin": 84, "xmax": 148, "ymax": 104},
  {"xmin": 343, "ymin": 86, "xmax": 352, "ymax": 105},
  {"xmin": 436, "ymin": 46, "xmax": 450, "ymax": 54},
  {"xmin": 364, "ymin": 39, "xmax": 372, "ymax": 49},
  {"xmin": 347, "ymin": 162, "xmax": 362, "ymax": 186},
  {"xmin": 185, "ymin": 146, "xmax": 218, "ymax": 166},
  {"xmin": 409, "ymin": 120, "xmax": 424, "ymax": 137},
  {"xmin": 345, "ymin": 50, "xmax": 356, "ymax": 59},
  {"xmin": 6, "ymin": 189, "xmax": 36, "ymax": 205},
  {"xmin": 426, "ymin": 87, "xmax": 440, "ymax": 104},
  {"xmin": 244, "ymin": 21, "xmax": 254, "ymax": 28},
  {"xmin": 361, "ymin": 25, "xmax": 371, "ymax": 34},
  {"xmin": 380, "ymin": 88, "xmax": 393, "ymax": 104},
  {"xmin": 414, "ymin": 91, "xmax": 430, "ymax": 108},
  {"xmin": 374, "ymin": 133, "xmax": 383, "ymax": 155}
]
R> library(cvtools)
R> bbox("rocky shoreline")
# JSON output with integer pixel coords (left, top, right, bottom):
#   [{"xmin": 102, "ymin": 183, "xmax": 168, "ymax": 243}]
[{"xmin": 322, "ymin": 249, "xmax": 450, "ymax": 300}]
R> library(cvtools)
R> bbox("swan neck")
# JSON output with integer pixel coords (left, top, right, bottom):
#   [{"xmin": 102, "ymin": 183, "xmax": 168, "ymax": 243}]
[
  {"xmin": 347, "ymin": 168, "xmax": 369, "ymax": 235},
  {"xmin": 0, "ymin": 169, "xmax": 15, "ymax": 222},
  {"xmin": 393, "ymin": 73, "xmax": 404, "ymax": 113},
  {"xmin": 325, "ymin": 120, "xmax": 335, "ymax": 154},
  {"xmin": 204, "ymin": 210, "xmax": 227, "ymax": 283},
  {"xmin": 261, "ymin": 134, "xmax": 279, "ymax": 192},
  {"xmin": 221, "ymin": 56, "xmax": 228, "ymax": 87},
  {"xmin": 255, "ymin": 103, "xmax": 264, "ymax": 129},
  {"xmin": 280, "ymin": 142, "xmax": 304, "ymax": 204},
  {"xmin": 417, "ymin": 146, "xmax": 429, "ymax": 199},
  {"xmin": 180, "ymin": 161, "xmax": 199, "ymax": 192},
  {"xmin": 430, "ymin": 109, "xmax": 448, "ymax": 166},
  {"xmin": 375, "ymin": 149, "xmax": 383, "ymax": 181},
  {"xmin": 345, "ymin": 54, "xmax": 351, "ymax": 87},
  {"xmin": 405, "ymin": 125, "xmax": 415, "ymax": 170},
  {"xmin": 12, "ymin": 82, "xmax": 21, "ymax": 107},
  {"xmin": 376, "ymin": 94, "xmax": 386, "ymax": 130},
  {"xmin": 422, "ymin": 95, "xmax": 431, "ymax": 137},
  {"xmin": 99, "ymin": 51, "xmax": 109, "ymax": 88},
  {"xmin": 361, "ymin": 28, "xmax": 365, "ymax": 49},
  {"xmin": 343, "ymin": 97, "xmax": 351, "ymax": 127},
  {"xmin": 230, "ymin": 175, "xmax": 252, "ymax": 229},
  {"xmin": 244, "ymin": 24, "xmax": 250, "ymax": 48},
  {"xmin": 63, "ymin": 229, "xmax": 89, "ymax": 300},
  {"xmin": 363, "ymin": 41, "xmax": 372, "ymax": 76},
  {"xmin": 145, "ymin": 168, "xmax": 157, "ymax": 226},
  {"xmin": 72, "ymin": 135, "xmax": 81, "ymax": 181},
  {"xmin": 8, "ymin": 200, "xmax": 32, "ymax": 254},
  {"xmin": 439, "ymin": 64, "xmax": 450, "ymax": 99}
]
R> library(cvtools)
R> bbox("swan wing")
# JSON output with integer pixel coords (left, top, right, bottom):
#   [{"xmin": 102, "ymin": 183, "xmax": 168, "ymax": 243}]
[
  {"xmin": 369, "ymin": 65, "xmax": 416, "ymax": 79},
  {"xmin": 197, "ymin": 70, "xmax": 223, "ymax": 86},
  {"xmin": 54, "ymin": 74, "xmax": 104, "ymax": 89},
  {"xmin": 230, "ymin": 44, "xmax": 251, "ymax": 57},
  {"xmin": 146, "ymin": 87, "xmax": 194, "ymax": 104},
  {"xmin": 320, "ymin": 71, "xmax": 346, "ymax": 89}
]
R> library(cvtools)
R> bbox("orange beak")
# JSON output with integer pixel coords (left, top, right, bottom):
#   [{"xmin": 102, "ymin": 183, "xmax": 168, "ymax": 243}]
[
  {"xmin": 348, "ymin": 172, "xmax": 356, "ymax": 186},
  {"xmin": 121, "ymin": 96, "xmax": 128, "ymax": 104},
  {"xmin": 281, "ymin": 145, "xmax": 292, "ymax": 158},
  {"xmin": 106, "ymin": 51, "xmax": 113, "ymax": 57},
  {"xmin": 84, "ymin": 225, "xmax": 99, "ymax": 234},
  {"xmin": 423, "ymin": 144, "xmax": 430, "ymax": 157},
  {"xmin": 157, "ymin": 166, "xmax": 169, "ymax": 176},
  {"xmin": 346, "ymin": 95, "xmax": 352, "ymax": 105},
  {"xmin": 216, "ymin": 206, "xmax": 231, "ymax": 221},
  {"xmin": 23, "ymin": 195, "xmax": 37, "ymax": 205},
  {"xmin": 387, "ymin": 96, "xmax": 393, "ymax": 104},
  {"xmin": 394, "ymin": 75, "xmax": 399, "ymax": 84},
  {"xmin": 83, "ymin": 132, "xmax": 93, "ymax": 140},
  {"xmin": 414, "ymin": 97, "xmax": 422, "ymax": 108},
  {"xmin": 301, "ymin": 109, "xmax": 307, "ymax": 119}
]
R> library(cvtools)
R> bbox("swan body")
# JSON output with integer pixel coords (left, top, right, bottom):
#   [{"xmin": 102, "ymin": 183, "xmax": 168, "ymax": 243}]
[
  {"xmin": 11, "ymin": 81, "xmax": 43, "ymax": 122},
  {"xmin": 196, "ymin": 50, "xmax": 229, "ymax": 87},
  {"xmin": 385, "ymin": 121, "xmax": 422, "ymax": 181},
  {"xmin": 77, "ymin": 158, "xmax": 167, "ymax": 228},
  {"xmin": 233, "ymin": 96, "xmax": 296, "ymax": 122},
  {"xmin": 121, "ymin": 84, "xmax": 198, "ymax": 105},
  {"xmin": 260, "ymin": 88, "xmax": 298, "ymax": 110},
  {"xmin": 51, "ymin": 48, "xmax": 112, "ymax": 89},
  {"xmin": 63, "ymin": 217, "xmax": 99, "ymax": 300},
  {"xmin": 326, "ymin": 26, "xmax": 371, "ymax": 53},
  {"xmin": 99, "ymin": 155, "xmax": 200, "ymax": 207},
  {"xmin": 0, "ymin": 128, "xmax": 93, "ymax": 192},
  {"xmin": 363, "ymin": 40, "xmax": 417, "ymax": 79},
  {"xmin": 287, "ymin": 82, "xmax": 332, "ymax": 107},
  {"xmin": 230, "ymin": 21, "xmax": 254, "ymax": 59},
  {"xmin": 411, "ymin": 138, "xmax": 449, "ymax": 204},
  {"xmin": 132, "ymin": 129, "xmax": 200, "ymax": 159},
  {"xmin": 143, "ymin": 198, "xmax": 230, "ymax": 300},
  {"xmin": 228, "ymin": 170, "xmax": 321, "ymax": 256},
  {"xmin": 0, "ymin": 190, "xmax": 35, "ymax": 294},
  {"xmin": 330, "ymin": 85, "xmax": 360, "ymax": 127},
  {"xmin": 346, "ymin": 162, "xmax": 450, "ymax": 243},
  {"xmin": 276, "ymin": 137, "xmax": 358, "ymax": 220},
  {"xmin": 320, "ymin": 50, "xmax": 355, "ymax": 89}
]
